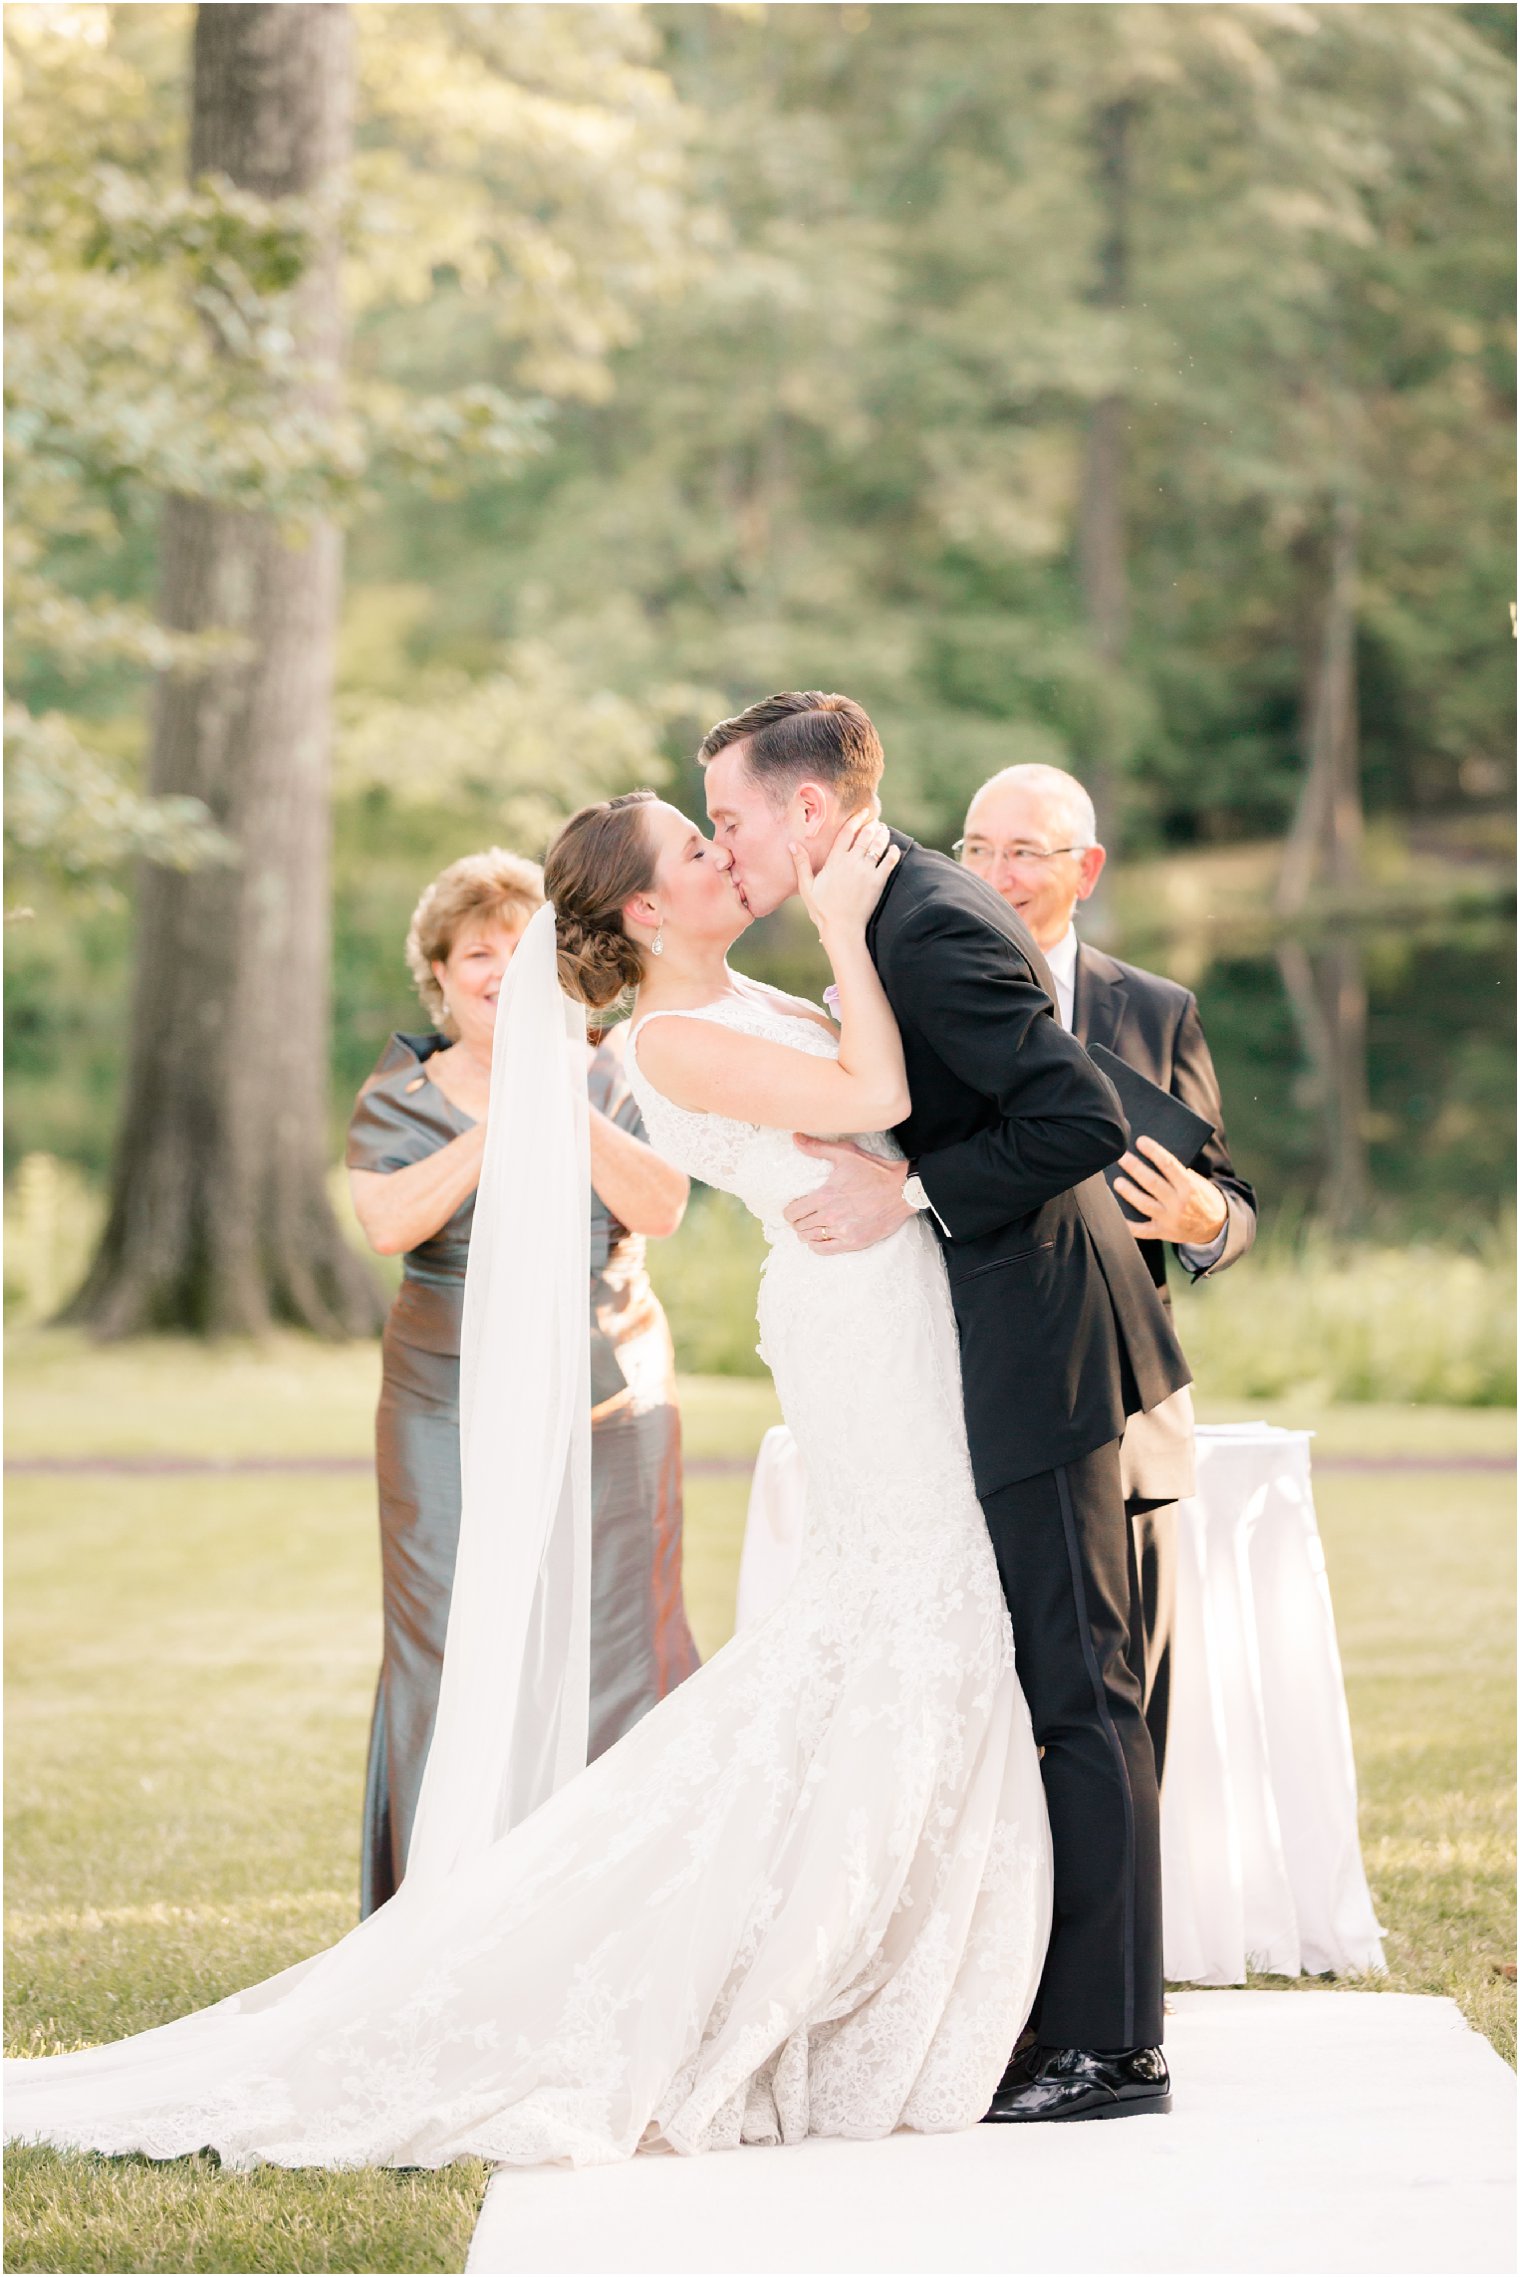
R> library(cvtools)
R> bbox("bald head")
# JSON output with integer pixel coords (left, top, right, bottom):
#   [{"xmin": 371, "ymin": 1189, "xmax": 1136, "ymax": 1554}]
[
  {"xmin": 965, "ymin": 764, "xmax": 1097, "ymax": 847},
  {"xmin": 959, "ymin": 763, "xmax": 1106, "ymax": 950}
]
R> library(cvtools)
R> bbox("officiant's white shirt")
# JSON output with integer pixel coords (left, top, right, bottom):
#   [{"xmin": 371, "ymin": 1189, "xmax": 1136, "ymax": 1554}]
[{"xmin": 1046, "ymin": 922, "xmax": 1080, "ymax": 1033}]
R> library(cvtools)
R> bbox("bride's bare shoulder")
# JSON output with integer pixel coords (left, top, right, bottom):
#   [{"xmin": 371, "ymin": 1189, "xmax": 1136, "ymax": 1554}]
[{"xmin": 734, "ymin": 977, "xmax": 836, "ymax": 1037}]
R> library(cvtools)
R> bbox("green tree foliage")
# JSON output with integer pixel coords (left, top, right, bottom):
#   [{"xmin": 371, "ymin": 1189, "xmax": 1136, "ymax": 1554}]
[
  {"xmin": 4, "ymin": 2, "xmax": 696, "ymax": 890},
  {"xmin": 436, "ymin": 3, "xmax": 1512, "ymax": 855},
  {"xmin": 14, "ymin": 3, "xmax": 1509, "ymax": 873},
  {"xmin": 5, "ymin": 4, "xmax": 303, "ymax": 883}
]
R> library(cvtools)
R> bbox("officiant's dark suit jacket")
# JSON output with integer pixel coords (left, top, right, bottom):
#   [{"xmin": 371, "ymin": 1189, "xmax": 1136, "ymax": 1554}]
[
  {"xmin": 866, "ymin": 835, "xmax": 1190, "ymax": 1497},
  {"xmin": 1072, "ymin": 944, "xmax": 1257, "ymax": 1305}
]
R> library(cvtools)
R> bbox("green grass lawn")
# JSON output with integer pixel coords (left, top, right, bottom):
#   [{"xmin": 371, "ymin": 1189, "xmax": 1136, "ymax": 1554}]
[
  {"xmin": 1310, "ymin": 1470, "xmax": 1515, "ymax": 2058},
  {"xmin": 4, "ymin": 1333, "xmax": 1514, "ymax": 2271}
]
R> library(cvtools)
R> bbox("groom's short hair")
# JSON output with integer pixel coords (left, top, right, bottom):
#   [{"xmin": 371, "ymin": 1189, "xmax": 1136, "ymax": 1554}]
[{"xmin": 698, "ymin": 691, "xmax": 884, "ymax": 810}]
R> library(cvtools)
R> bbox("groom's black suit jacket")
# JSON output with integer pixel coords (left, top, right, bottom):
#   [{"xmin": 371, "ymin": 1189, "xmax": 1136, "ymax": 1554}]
[{"xmin": 866, "ymin": 835, "xmax": 1191, "ymax": 1497}]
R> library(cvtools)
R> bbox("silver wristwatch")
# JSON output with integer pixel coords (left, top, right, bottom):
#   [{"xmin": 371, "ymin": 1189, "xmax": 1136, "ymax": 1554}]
[{"xmin": 902, "ymin": 1172, "xmax": 933, "ymax": 1213}]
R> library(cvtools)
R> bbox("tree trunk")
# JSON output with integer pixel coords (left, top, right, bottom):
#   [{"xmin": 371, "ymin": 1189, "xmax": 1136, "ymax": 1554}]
[
  {"xmin": 1277, "ymin": 492, "xmax": 1363, "ymax": 916},
  {"xmin": 1276, "ymin": 931, "xmax": 1371, "ymax": 1235},
  {"xmin": 1076, "ymin": 94, "xmax": 1137, "ymax": 924},
  {"xmin": 1274, "ymin": 490, "xmax": 1369, "ymax": 1230},
  {"xmin": 69, "ymin": 4, "xmax": 382, "ymax": 1338}
]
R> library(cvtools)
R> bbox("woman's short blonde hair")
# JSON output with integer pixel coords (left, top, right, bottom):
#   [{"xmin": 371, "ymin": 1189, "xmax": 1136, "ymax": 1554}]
[{"xmin": 405, "ymin": 848, "xmax": 545, "ymax": 1031}]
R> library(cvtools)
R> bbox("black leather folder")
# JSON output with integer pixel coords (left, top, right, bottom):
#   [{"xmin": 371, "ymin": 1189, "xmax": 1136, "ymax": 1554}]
[{"xmin": 1087, "ymin": 1043, "xmax": 1216, "ymax": 1225}]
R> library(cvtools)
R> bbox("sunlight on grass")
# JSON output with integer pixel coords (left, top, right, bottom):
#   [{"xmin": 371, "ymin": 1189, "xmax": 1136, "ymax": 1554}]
[
  {"xmin": 2, "ymin": 2148, "xmax": 485, "ymax": 2276},
  {"xmin": 1239, "ymin": 1471, "xmax": 1516, "ymax": 2062},
  {"xmin": 3, "ymin": 1328, "xmax": 783, "ymax": 1464}
]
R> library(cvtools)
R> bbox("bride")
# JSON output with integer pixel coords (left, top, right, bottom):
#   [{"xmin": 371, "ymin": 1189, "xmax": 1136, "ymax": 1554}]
[{"xmin": 5, "ymin": 792, "xmax": 1051, "ymax": 2171}]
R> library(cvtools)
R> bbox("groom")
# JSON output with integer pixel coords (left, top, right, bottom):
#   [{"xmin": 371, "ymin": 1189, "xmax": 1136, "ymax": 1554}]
[{"xmin": 702, "ymin": 692, "xmax": 1190, "ymax": 2123}]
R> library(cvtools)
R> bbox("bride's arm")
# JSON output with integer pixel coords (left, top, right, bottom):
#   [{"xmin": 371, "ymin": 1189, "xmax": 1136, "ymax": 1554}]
[{"xmin": 635, "ymin": 816, "xmax": 908, "ymax": 1137}]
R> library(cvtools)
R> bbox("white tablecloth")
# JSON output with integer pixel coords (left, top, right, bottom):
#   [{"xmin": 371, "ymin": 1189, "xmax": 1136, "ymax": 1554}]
[
  {"xmin": 1161, "ymin": 1423, "xmax": 1384, "ymax": 1984},
  {"xmin": 734, "ymin": 1420, "xmax": 1385, "ymax": 1988}
]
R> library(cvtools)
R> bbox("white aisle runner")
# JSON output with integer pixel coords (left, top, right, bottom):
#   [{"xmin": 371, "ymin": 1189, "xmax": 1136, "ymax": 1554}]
[{"xmin": 467, "ymin": 1993, "xmax": 1515, "ymax": 2276}]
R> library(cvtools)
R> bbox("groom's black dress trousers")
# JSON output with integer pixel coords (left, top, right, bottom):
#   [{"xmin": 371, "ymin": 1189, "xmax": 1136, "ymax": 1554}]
[
  {"xmin": 981, "ymin": 1443, "xmax": 1163, "ymax": 2049},
  {"xmin": 867, "ymin": 839, "xmax": 1190, "ymax": 2054}
]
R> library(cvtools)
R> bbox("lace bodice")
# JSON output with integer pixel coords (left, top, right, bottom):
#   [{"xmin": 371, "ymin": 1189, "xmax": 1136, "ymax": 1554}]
[
  {"xmin": 625, "ymin": 984, "xmax": 981, "ymax": 1562},
  {"xmin": 624, "ymin": 989, "xmax": 901, "ymax": 1245}
]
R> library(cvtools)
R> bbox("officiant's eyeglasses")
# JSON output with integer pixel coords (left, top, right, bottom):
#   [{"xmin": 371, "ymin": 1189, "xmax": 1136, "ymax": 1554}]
[{"xmin": 953, "ymin": 838, "xmax": 1088, "ymax": 870}]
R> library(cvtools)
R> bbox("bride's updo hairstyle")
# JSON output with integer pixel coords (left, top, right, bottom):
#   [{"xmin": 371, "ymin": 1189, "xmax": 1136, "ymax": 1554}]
[{"xmin": 545, "ymin": 790, "xmax": 660, "ymax": 1010}]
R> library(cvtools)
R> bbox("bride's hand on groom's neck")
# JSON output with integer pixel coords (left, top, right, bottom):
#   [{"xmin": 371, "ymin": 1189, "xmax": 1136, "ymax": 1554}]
[{"xmin": 790, "ymin": 811, "xmax": 897, "ymax": 940}]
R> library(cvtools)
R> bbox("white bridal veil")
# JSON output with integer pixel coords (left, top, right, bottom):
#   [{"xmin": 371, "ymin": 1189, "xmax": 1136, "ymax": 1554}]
[{"xmin": 405, "ymin": 901, "xmax": 593, "ymax": 1886}]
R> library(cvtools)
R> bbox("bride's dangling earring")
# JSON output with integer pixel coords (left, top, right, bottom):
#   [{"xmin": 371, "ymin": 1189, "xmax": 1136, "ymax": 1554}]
[{"xmin": 652, "ymin": 919, "xmax": 665, "ymax": 958}]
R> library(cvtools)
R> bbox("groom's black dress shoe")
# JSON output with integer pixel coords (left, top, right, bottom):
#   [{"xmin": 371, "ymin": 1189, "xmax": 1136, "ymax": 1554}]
[
  {"xmin": 981, "ymin": 2044, "xmax": 1171, "ymax": 2123},
  {"xmin": 989, "ymin": 2035, "xmax": 1039, "ymax": 2099}
]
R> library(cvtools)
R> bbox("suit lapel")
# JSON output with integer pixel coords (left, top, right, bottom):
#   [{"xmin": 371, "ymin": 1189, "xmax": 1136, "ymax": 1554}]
[
  {"xmin": 1073, "ymin": 942, "xmax": 1129, "ymax": 1053},
  {"xmin": 866, "ymin": 828, "xmax": 916, "ymax": 959}
]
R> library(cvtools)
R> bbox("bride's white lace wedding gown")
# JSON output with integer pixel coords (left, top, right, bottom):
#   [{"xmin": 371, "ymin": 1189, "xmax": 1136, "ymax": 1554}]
[{"xmin": 5, "ymin": 990, "xmax": 1051, "ymax": 2171}]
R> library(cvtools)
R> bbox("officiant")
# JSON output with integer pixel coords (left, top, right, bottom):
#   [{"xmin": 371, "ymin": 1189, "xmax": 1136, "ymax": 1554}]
[{"xmin": 956, "ymin": 766, "xmax": 1257, "ymax": 1779}]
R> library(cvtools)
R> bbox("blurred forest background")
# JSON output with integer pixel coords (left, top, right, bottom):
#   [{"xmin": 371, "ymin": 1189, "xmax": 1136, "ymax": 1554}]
[{"xmin": 5, "ymin": 1, "xmax": 1515, "ymax": 1393}]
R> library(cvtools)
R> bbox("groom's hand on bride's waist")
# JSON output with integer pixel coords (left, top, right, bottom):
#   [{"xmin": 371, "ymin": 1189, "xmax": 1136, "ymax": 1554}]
[{"xmin": 785, "ymin": 1137, "xmax": 913, "ymax": 1254}]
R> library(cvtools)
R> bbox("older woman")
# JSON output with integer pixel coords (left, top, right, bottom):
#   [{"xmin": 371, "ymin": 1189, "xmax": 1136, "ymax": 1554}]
[{"xmin": 346, "ymin": 847, "xmax": 700, "ymax": 1917}]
